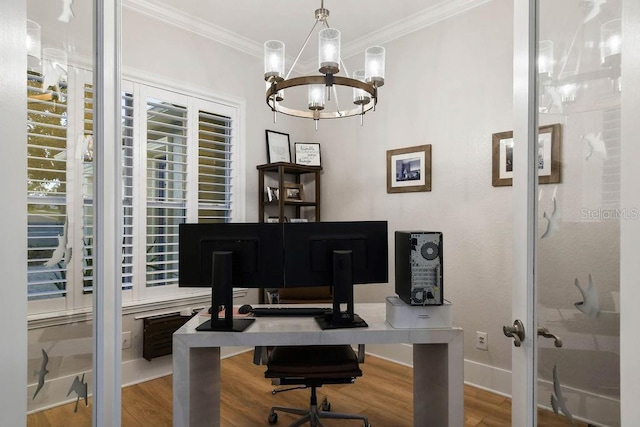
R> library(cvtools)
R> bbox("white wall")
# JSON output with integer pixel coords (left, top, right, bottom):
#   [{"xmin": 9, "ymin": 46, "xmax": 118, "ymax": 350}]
[{"xmin": 312, "ymin": 0, "xmax": 516, "ymax": 373}]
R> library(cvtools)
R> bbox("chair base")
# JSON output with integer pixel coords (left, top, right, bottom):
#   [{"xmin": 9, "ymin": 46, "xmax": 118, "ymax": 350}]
[{"xmin": 269, "ymin": 387, "xmax": 369, "ymax": 427}]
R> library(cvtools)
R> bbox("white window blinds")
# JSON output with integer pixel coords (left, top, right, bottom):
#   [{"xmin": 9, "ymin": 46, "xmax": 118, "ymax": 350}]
[
  {"xmin": 27, "ymin": 73, "xmax": 68, "ymax": 301},
  {"xmin": 197, "ymin": 110, "xmax": 233, "ymax": 223},
  {"xmin": 145, "ymin": 97, "xmax": 188, "ymax": 288}
]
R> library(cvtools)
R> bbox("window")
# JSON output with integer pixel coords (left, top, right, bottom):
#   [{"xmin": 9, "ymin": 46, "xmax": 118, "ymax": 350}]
[{"xmin": 27, "ymin": 69, "xmax": 241, "ymax": 315}]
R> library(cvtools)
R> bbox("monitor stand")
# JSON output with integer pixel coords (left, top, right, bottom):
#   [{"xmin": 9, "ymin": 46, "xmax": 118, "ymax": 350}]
[
  {"xmin": 315, "ymin": 250, "xmax": 368, "ymax": 330},
  {"xmin": 196, "ymin": 251, "xmax": 255, "ymax": 332}
]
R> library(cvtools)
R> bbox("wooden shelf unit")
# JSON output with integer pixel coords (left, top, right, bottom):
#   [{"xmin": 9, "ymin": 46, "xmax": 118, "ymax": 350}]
[{"xmin": 257, "ymin": 162, "xmax": 322, "ymax": 223}]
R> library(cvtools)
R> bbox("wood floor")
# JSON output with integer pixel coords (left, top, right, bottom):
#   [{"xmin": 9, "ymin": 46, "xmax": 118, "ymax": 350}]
[{"xmin": 28, "ymin": 351, "xmax": 583, "ymax": 426}]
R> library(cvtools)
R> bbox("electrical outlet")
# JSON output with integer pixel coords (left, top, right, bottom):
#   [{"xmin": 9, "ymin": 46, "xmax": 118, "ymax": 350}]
[
  {"xmin": 476, "ymin": 331, "xmax": 488, "ymax": 351},
  {"xmin": 122, "ymin": 331, "xmax": 132, "ymax": 349}
]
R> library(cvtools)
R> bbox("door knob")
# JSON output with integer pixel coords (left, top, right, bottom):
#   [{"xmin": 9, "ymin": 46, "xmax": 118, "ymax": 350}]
[
  {"xmin": 503, "ymin": 319, "xmax": 525, "ymax": 347},
  {"xmin": 537, "ymin": 326, "xmax": 563, "ymax": 348}
]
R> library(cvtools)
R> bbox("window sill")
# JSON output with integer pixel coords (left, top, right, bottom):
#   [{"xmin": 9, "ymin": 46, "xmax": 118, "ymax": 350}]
[{"xmin": 27, "ymin": 288, "xmax": 249, "ymax": 330}]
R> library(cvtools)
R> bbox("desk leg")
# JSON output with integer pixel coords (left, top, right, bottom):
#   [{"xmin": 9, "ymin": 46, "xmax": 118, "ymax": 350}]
[
  {"xmin": 173, "ymin": 337, "xmax": 221, "ymax": 427},
  {"xmin": 413, "ymin": 333, "xmax": 464, "ymax": 427}
]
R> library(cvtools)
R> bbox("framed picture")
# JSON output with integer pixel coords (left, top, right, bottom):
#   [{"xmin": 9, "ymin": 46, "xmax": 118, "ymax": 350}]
[
  {"xmin": 289, "ymin": 218, "xmax": 308, "ymax": 223},
  {"xmin": 294, "ymin": 143, "xmax": 321, "ymax": 166},
  {"xmin": 283, "ymin": 183, "xmax": 304, "ymax": 201},
  {"xmin": 266, "ymin": 130, "xmax": 291, "ymax": 163},
  {"xmin": 266, "ymin": 186, "xmax": 279, "ymax": 202},
  {"xmin": 492, "ymin": 123, "xmax": 562, "ymax": 187},
  {"xmin": 386, "ymin": 145, "xmax": 432, "ymax": 193}
]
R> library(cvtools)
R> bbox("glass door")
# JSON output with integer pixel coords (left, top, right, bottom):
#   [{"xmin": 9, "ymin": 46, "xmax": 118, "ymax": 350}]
[
  {"xmin": 535, "ymin": 0, "xmax": 622, "ymax": 425},
  {"xmin": 509, "ymin": 0, "xmax": 638, "ymax": 425}
]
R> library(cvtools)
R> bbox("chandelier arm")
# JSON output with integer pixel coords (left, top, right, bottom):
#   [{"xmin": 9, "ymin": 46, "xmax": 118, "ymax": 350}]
[
  {"xmin": 286, "ymin": 19, "xmax": 321, "ymax": 80},
  {"xmin": 557, "ymin": 23, "xmax": 582, "ymax": 77},
  {"xmin": 331, "ymin": 85, "xmax": 343, "ymax": 117}
]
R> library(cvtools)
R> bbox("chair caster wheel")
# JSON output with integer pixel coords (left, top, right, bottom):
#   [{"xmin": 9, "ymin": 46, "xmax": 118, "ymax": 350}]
[
  {"xmin": 322, "ymin": 401, "xmax": 331, "ymax": 411},
  {"xmin": 268, "ymin": 412, "xmax": 278, "ymax": 424}
]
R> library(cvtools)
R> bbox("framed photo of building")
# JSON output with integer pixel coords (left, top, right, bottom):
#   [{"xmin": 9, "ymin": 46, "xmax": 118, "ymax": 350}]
[
  {"xmin": 386, "ymin": 145, "xmax": 432, "ymax": 193},
  {"xmin": 492, "ymin": 123, "xmax": 562, "ymax": 187}
]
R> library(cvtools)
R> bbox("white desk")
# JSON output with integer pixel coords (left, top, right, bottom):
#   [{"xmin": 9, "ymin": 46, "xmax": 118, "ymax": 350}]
[{"xmin": 173, "ymin": 303, "xmax": 464, "ymax": 427}]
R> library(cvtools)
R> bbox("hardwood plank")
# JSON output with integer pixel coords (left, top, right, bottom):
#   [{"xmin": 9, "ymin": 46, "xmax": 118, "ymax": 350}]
[{"xmin": 27, "ymin": 351, "xmax": 587, "ymax": 427}]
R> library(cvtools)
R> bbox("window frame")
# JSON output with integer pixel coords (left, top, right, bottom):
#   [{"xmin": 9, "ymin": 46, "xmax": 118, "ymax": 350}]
[{"xmin": 27, "ymin": 67, "xmax": 246, "ymax": 319}]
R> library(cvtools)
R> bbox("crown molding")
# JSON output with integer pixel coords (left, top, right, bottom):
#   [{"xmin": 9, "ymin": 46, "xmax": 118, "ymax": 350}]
[
  {"xmin": 123, "ymin": 0, "xmax": 263, "ymax": 58},
  {"xmin": 124, "ymin": 0, "xmax": 491, "ymax": 72},
  {"xmin": 342, "ymin": 0, "xmax": 493, "ymax": 59}
]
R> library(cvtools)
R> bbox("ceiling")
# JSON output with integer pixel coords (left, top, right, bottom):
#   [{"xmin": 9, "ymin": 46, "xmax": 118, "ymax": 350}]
[{"xmin": 126, "ymin": 0, "xmax": 488, "ymax": 69}]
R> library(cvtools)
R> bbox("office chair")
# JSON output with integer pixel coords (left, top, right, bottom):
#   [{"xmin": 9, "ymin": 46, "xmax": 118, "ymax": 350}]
[{"xmin": 263, "ymin": 344, "xmax": 370, "ymax": 426}]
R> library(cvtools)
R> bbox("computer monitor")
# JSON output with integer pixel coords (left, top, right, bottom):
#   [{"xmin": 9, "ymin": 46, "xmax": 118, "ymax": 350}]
[
  {"xmin": 283, "ymin": 221, "xmax": 388, "ymax": 328},
  {"xmin": 178, "ymin": 222, "xmax": 283, "ymax": 331}
]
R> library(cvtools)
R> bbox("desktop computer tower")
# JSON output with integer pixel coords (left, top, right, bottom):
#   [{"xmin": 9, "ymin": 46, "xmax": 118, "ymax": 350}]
[{"xmin": 395, "ymin": 231, "xmax": 443, "ymax": 305}]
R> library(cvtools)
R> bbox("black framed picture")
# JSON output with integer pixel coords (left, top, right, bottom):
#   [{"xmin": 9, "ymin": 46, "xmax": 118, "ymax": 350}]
[
  {"xmin": 266, "ymin": 130, "xmax": 291, "ymax": 163},
  {"xmin": 294, "ymin": 142, "xmax": 321, "ymax": 166}
]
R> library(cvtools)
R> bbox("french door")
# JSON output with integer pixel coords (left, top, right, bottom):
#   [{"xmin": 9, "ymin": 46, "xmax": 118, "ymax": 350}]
[{"xmin": 509, "ymin": 0, "xmax": 636, "ymax": 425}]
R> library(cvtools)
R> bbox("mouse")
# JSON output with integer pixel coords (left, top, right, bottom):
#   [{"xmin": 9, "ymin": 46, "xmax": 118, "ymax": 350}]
[{"xmin": 238, "ymin": 304, "xmax": 253, "ymax": 315}]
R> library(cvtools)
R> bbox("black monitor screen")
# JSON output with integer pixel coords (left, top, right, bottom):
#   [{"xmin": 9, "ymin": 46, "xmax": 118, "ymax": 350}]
[
  {"xmin": 283, "ymin": 221, "xmax": 388, "ymax": 287},
  {"xmin": 178, "ymin": 222, "xmax": 284, "ymax": 288}
]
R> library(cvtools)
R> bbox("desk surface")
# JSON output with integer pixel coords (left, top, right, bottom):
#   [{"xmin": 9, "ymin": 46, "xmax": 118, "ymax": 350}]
[
  {"xmin": 173, "ymin": 303, "xmax": 464, "ymax": 427},
  {"xmin": 174, "ymin": 303, "xmax": 462, "ymax": 347}
]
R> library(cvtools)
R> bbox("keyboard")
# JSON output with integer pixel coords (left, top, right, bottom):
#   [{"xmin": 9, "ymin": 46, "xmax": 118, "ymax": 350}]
[{"xmin": 249, "ymin": 307, "xmax": 333, "ymax": 317}]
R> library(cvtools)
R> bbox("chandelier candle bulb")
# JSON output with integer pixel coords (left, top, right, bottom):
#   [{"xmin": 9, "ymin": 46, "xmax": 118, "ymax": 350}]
[
  {"xmin": 600, "ymin": 18, "xmax": 622, "ymax": 67},
  {"xmin": 308, "ymin": 85, "xmax": 325, "ymax": 110},
  {"xmin": 264, "ymin": 40, "xmax": 285, "ymax": 82},
  {"xmin": 365, "ymin": 46, "xmax": 386, "ymax": 87},
  {"xmin": 538, "ymin": 40, "xmax": 554, "ymax": 78},
  {"xmin": 26, "ymin": 20, "xmax": 41, "ymax": 60},
  {"xmin": 27, "ymin": 20, "xmax": 42, "ymax": 73},
  {"xmin": 352, "ymin": 70, "xmax": 371, "ymax": 105},
  {"xmin": 318, "ymin": 28, "xmax": 340, "ymax": 74}
]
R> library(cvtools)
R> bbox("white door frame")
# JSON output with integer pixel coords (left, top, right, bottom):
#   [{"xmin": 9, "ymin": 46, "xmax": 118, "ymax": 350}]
[
  {"xmin": 511, "ymin": 0, "xmax": 538, "ymax": 425},
  {"xmin": 0, "ymin": 1, "xmax": 28, "ymax": 425},
  {"xmin": 93, "ymin": 0, "xmax": 123, "ymax": 426}
]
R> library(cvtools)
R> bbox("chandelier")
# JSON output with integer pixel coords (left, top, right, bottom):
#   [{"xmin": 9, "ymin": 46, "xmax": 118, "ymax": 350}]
[
  {"xmin": 264, "ymin": 0, "xmax": 386, "ymax": 128},
  {"xmin": 538, "ymin": 10, "xmax": 621, "ymax": 113}
]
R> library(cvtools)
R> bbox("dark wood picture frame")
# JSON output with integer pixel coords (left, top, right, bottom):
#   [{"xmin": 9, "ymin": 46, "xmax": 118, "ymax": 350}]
[
  {"xmin": 283, "ymin": 183, "xmax": 304, "ymax": 201},
  {"xmin": 266, "ymin": 130, "xmax": 291, "ymax": 163},
  {"xmin": 492, "ymin": 123, "xmax": 562, "ymax": 187},
  {"xmin": 386, "ymin": 145, "xmax": 432, "ymax": 193}
]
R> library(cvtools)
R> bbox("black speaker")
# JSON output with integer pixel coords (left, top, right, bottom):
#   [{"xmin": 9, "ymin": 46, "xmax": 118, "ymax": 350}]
[{"xmin": 395, "ymin": 231, "xmax": 443, "ymax": 305}]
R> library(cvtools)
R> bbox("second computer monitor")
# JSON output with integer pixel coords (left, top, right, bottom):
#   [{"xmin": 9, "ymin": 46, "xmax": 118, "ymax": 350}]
[{"xmin": 283, "ymin": 221, "xmax": 389, "ymax": 287}]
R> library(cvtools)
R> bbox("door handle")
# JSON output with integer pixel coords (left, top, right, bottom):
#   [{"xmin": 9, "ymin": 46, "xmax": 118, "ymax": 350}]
[
  {"xmin": 503, "ymin": 319, "xmax": 525, "ymax": 347},
  {"xmin": 537, "ymin": 326, "xmax": 563, "ymax": 348}
]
